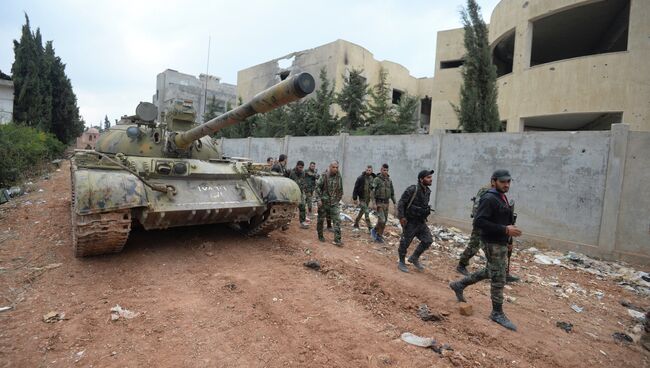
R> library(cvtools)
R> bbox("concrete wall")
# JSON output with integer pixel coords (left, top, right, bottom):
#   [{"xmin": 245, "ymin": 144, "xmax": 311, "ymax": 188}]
[
  {"xmin": 220, "ymin": 124, "xmax": 649, "ymax": 264},
  {"xmin": 0, "ymin": 80, "xmax": 13, "ymax": 124}
]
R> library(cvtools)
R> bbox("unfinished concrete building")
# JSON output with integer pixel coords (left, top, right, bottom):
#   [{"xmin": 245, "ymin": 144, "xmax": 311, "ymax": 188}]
[
  {"xmin": 0, "ymin": 78, "xmax": 14, "ymax": 124},
  {"xmin": 237, "ymin": 39, "xmax": 435, "ymax": 133},
  {"xmin": 152, "ymin": 69, "xmax": 237, "ymax": 123},
  {"xmin": 431, "ymin": 0, "xmax": 650, "ymax": 132}
]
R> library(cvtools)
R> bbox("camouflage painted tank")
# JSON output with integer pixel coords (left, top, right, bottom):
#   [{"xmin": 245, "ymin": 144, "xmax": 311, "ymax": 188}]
[{"xmin": 70, "ymin": 73, "xmax": 315, "ymax": 256}]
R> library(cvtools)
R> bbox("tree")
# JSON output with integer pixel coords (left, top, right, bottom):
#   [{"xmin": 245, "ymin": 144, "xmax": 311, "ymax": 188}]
[
  {"xmin": 103, "ymin": 115, "xmax": 110, "ymax": 131},
  {"xmin": 308, "ymin": 67, "xmax": 338, "ymax": 136},
  {"xmin": 364, "ymin": 67, "xmax": 397, "ymax": 134},
  {"xmin": 393, "ymin": 92, "xmax": 419, "ymax": 133},
  {"xmin": 336, "ymin": 68, "xmax": 368, "ymax": 132},
  {"xmin": 12, "ymin": 14, "xmax": 50, "ymax": 130},
  {"xmin": 454, "ymin": 0, "xmax": 500, "ymax": 132},
  {"xmin": 202, "ymin": 95, "xmax": 221, "ymax": 123}
]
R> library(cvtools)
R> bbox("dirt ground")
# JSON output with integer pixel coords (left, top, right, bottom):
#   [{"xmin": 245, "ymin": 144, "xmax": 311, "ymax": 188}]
[{"xmin": 0, "ymin": 161, "xmax": 648, "ymax": 368}]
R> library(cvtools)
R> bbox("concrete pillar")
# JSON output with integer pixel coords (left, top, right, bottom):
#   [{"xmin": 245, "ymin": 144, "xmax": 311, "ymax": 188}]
[
  {"xmin": 430, "ymin": 130, "xmax": 444, "ymax": 211},
  {"xmin": 338, "ymin": 133, "xmax": 349, "ymax": 176},
  {"xmin": 283, "ymin": 135, "xmax": 291, "ymax": 155},
  {"xmin": 507, "ymin": 118, "xmax": 525, "ymax": 132},
  {"xmin": 513, "ymin": 22, "xmax": 533, "ymax": 74},
  {"xmin": 597, "ymin": 124, "xmax": 629, "ymax": 254},
  {"xmin": 246, "ymin": 136, "xmax": 252, "ymax": 158}
]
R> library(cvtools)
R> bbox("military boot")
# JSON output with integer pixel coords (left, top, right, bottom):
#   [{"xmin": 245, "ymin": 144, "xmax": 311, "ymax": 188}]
[
  {"xmin": 397, "ymin": 254, "xmax": 409, "ymax": 273},
  {"xmin": 490, "ymin": 302, "xmax": 517, "ymax": 331},
  {"xmin": 449, "ymin": 280, "xmax": 468, "ymax": 302},
  {"xmin": 456, "ymin": 263, "xmax": 470, "ymax": 276},
  {"xmin": 506, "ymin": 274, "xmax": 520, "ymax": 283}
]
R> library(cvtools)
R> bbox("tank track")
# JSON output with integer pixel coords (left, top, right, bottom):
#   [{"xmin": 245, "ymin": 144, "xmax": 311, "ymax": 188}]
[
  {"xmin": 71, "ymin": 173, "xmax": 131, "ymax": 257},
  {"xmin": 243, "ymin": 203, "xmax": 297, "ymax": 236}
]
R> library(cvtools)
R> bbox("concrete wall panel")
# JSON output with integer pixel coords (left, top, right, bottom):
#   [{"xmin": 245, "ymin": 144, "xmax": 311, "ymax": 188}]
[
  {"xmin": 435, "ymin": 131, "xmax": 610, "ymax": 245},
  {"xmin": 616, "ymin": 132, "xmax": 650, "ymax": 257}
]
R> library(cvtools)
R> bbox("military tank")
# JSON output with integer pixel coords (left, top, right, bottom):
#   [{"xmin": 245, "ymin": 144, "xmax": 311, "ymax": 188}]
[{"xmin": 70, "ymin": 72, "xmax": 315, "ymax": 257}]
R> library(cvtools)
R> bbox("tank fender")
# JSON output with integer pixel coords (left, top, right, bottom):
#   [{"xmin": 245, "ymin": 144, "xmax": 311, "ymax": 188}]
[
  {"xmin": 250, "ymin": 176, "xmax": 301, "ymax": 204},
  {"xmin": 73, "ymin": 169, "xmax": 148, "ymax": 215}
]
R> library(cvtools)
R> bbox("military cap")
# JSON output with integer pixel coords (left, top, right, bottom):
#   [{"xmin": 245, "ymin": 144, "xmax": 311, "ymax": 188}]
[
  {"xmin": 491, "ymin": 169, "xmax": 512, "ymax": 181},
  {"xmin": 418, "ymin": 169, "xmax": 435, "ymax": 180}
]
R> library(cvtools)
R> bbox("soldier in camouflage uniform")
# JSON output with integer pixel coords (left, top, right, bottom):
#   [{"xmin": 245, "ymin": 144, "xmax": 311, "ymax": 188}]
[
  {"xmin": 457, "ymin": 184, "xmax": 520, "ymax": 283},
  {"xmin": 450, "ymin": 170, "xmax": 522, "ymax": 331},
  {"xmin": 315, "ymin": 161, "xmax": 344, "ymax": 246},
  {"xmin": 289, "ymin": 160, "xmax": 309, "ymax": 229},
  {"xmin": 370, "ymin": 164, "xmax": 396, "ymax": 243},
  {"xmin": 352, "ymin": 165, "xmax": 375, "ymax": 232},
  {"xmin": 271, "ymin": 154, "xmax": 290, "ymax": 177},
  {"xmin": 456, "ymin": 185, "xmax": 492, "ymax": 275},
  {"xmin": 305, "ymin": 162, "xmax": 319, "ymax": 218},
  {"xmin": 397, "ymin": 170, "xmax": 434, "ymax": 272}
]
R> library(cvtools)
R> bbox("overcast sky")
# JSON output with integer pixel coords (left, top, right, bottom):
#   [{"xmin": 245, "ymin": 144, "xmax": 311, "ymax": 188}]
[{"xmin": 0, "ymin": 0, "xmax": 499, "ymax": 126}]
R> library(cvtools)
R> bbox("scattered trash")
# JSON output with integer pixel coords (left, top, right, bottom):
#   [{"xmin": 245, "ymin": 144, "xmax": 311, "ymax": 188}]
[
  {"xmin": 431, "ymin": 343, "xmax": 453, "ymax": 355},
  {"xmin": 400, "ymin": 332, "xmax": 436, "ymax": 348},
  {"xmin": 51, "ymin": 159, "xmax": 63, "ymax": 168},
  {"xmin": 612, "ymin": 332, "xmax": 633, "ymax": 344},
  {"xmin": 571, "ymin": 304, "xmax": 583, "ymax": 313},
  {"xmin": 556, "ymin": 321, "xmax": 573, "ymax": 333},
  {"xmin": 110, "ymin": 305, "xmax": 139, "ymax": 321},
  {"xmin": 0, "ymin": 306, "xmax": 12, "ymax": 313},
  {"xmin": 417, "ymin": 304, "xmax": 444, "ymax": 322},
  {"xmin": 534, "ymin": 254, "xmax": 562, "ymax": 265},
  {"xmin": 43, "ymin": 311, "xmax": 65, "ymax": 323},
  {"xmin": 339, "ymin": 213, "xmax": 353, "ymax": 222},
  {"xmin": 459, "ymin": 303, "xmax": 473, "ymax": 316},
  {"xmin": 620, "ymin": 299, "xmax": 645, "ymax": 313},
  {"xmin": 44, "ymin": 263, "xmax": 62, "ymax": 270},
  {"xmin": 303, "ymin": 260, "xmax": 321, "ymax": 271}
]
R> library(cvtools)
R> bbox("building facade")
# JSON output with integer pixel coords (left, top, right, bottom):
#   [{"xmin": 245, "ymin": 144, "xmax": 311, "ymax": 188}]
[
  {"xmin": 0, "ymin": 79, "xmax": 14, "ymax": 124},
  {"xmin": 153, "ymin": 69, "xmax": 237, "ymax": 123},
  {"xmin": 75, "ymin": 128, "xmax": 100, "ymax": 149},
  {"xmin": 431, "ymin": 0, "xmax": 650, "ymax": 132},
  {"xmin": 237, "ymin": 39, "xmax": 435, "ymax": 133}
]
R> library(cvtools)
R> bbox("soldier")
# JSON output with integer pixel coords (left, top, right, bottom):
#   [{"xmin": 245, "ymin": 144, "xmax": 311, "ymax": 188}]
[
  {"xmin": 315, "ymin": 161, "xmax": 344, "ymax": 246},
  {"xmin": 449, "ymin": 169, "xmax": 522, "ymax": 331},
  {"xmin": 457, "ymin": 184, "xmax": 521, "ymax": 283},
  {"xmin": 352, "ymin": 165, "xmax": 375, "ymax": 232},
  {"xmin": 370, "ymin": 164, "xmax": 396, "ymax": 243},
  {"xmin": 289, "ymin": 160, "xmax": 309, "ymax": 229},
  {"xmin": 305, "ymin": 161, "xmax": 319, "ymax": 220},
  {"xmin": 396, "ymin": 170, "xmax": 434, "ymax": 272},
  {"xmin": 271, "ymin": 154, "xmax": 289, "ymax": 177},
  {"xmin": 266, "ymin": 157, "xmax": 275, "ymax": 167}
]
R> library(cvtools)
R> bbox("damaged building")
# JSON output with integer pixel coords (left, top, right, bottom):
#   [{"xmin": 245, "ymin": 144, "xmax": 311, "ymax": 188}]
[
  {"xmin": 432, "ymin": 0, "xmax": 649, "ymax": 132},
  {"xmin": 238, "ymin": 0, "xmax": 649, "ymax": 134},
  {"xmin": 153, "ymin": 69, "xmax": 237, "ymax": 123},
  {"xmin": 237, "ymin": 39, "xmax": 435, "ymax": 134}
]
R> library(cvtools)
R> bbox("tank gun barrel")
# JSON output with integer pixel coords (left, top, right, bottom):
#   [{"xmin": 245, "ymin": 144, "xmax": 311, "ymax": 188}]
[{"xmin": 174, "ymin": 72, "xmax": 315, "ymax": 149}]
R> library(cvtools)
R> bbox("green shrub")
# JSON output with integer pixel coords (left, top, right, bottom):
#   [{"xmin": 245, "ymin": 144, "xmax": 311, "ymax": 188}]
[{"xmin": 0, "ymin": 122, "xmax": 65, "ymax": 186}]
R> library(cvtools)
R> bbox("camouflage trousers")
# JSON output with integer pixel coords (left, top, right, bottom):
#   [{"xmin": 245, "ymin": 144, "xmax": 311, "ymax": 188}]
[
  {"xmin": 354, "ymin": 200, "xmax": 372, "ymax": 229},
  {"xmin": 317, "ymin": 202, "xmax": 341, "ymax": 242},
  {"xmin": 458, "ymin": 228, "xmax": 481, "ymax": 266},
  {"xmin": 374, "ymin": 202, "xmax": 390, "ymax": 236},
  {"xmin": 305, "ymin": 190, "xmax": 314, "ymax": 212},
  {"xmin": 298, "ymin": 192, "xmax": 307, "ymax": 223},
  {"xmin": 463, "ymin": 241, "xmax": 508, "ymax": 305},
  {"xmin": 398, "ymin": 220, "xmax": 433, "ymax": 259}
]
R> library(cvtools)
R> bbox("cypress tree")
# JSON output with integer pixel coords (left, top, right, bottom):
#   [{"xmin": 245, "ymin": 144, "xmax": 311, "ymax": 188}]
[
  {"xmin": 455, "ymin": 0, "xmax": 500, "ymax": 132},
  {"xmin": 336, "ymin": 68, "xmax": 368, "ymax": 132},
  {"xmin": 365, "ymin": 67, "xmax": 396, "ymax": 134},
  {"xmin": 309, "ymin": 67, "xmax": 338, "ymax": 136}
]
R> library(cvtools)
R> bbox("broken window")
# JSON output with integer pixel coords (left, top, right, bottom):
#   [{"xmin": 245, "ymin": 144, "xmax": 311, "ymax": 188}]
[
  {"xmin": 420, "ymin": 97, "xmax": 432, "ymax": 132},
  {"xmin": 440, "ymin": 59, "xmax": 464, "ymax": 69},
  {"xmin": 493, "ymin": 30, "xmax": 515, "ymax": 77},
  {"xmin": 392, "ymin": 89, "xmax": 403, "ymax": 104},
  {"xmin": 279, "ymin": 70, "xmax": 290, "ymax": 80},
  {"xmin": 522, "ymin": 112, "xmax": 622, "ymax": 131},
  {"xmin": 530, "ymin": 0, "xmax": 630, "ymax": 67}
]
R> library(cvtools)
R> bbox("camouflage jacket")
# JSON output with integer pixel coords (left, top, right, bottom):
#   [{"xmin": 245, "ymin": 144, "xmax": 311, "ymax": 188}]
[
  {"xmin": 372, "ymin": 174, "xmax": 396, "ymax": 203},
  {"xmin": 305, "ymin": 168, "xmax": 319, "ymax": 191},
  {"xmin": 315, "ymin": 172, "xmax": 343, "ymax": 204},
  {"xmin": 271, "ymin": 162, "xmax": 289, "ymax": 178},
  {"xmin": 471, "ymin": 186, "xmax": 492, "ymax": 218},
  {"xmin": 289, "ymin": 168, "xmax": 308, "ymax": 193}
]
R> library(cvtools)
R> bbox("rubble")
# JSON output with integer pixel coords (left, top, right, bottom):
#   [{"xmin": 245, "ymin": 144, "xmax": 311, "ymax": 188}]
[
  {"xmin": 110, "ymin": 305, "xmax": 139, "ymax": 321},
  {"xmin": 417, "ymin": 304, "xmax": 445, "ymax": 322},
  {"xmin": 556, "ymin": 321, "xmax": 573, "ymax": 333},
  {"xmin": 303, "ymin": 260, "xmax": 321, "ymax": 271},
  {"xmin": 459, "ymin": 303, "xmax": 473, "ymax": 316},
  {"xmin": 43, "ymin": 311, "xmax": 66, "ymax": 323}
]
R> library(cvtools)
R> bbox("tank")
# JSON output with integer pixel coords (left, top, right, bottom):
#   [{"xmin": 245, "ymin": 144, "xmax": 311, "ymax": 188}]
[{"xmin": 70, "ymin": 72, "xmax": 315, "ymax": 256}]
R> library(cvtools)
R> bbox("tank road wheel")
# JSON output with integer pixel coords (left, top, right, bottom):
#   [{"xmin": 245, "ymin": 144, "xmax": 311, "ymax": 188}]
[
  {"xmin": 242, "ymin": 203, "xmax": 297, "ymax": 236},
  {"xmin": 71, "ymin": 209, "xmax": 132, "ymax": 257}
]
